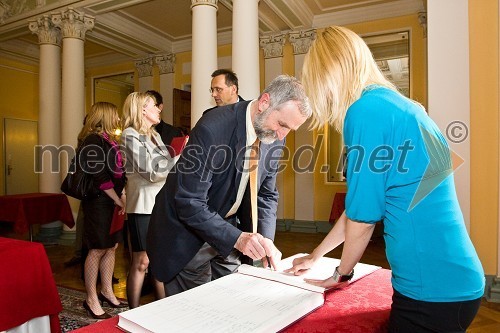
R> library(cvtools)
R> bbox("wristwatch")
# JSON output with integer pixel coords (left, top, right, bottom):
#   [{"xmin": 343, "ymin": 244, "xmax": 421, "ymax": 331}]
[{"xmin": 332, "ymin": 266, "xmax": 354, "ymax": 283}]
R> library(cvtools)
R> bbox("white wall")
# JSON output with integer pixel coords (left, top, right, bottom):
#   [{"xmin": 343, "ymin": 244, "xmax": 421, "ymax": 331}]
[{"xmin": 427, "ymin": 0, "xmax": 470, "ymax": 229}]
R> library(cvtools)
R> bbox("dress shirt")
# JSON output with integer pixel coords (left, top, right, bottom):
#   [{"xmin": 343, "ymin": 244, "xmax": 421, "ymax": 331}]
[{"xmin": 225, "ymin": 100, "xmax": 257, "ymax": 217}]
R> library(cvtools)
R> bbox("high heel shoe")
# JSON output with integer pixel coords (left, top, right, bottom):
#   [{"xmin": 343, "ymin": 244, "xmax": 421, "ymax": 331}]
[
  {"xmin": 82, "ymin": 300, "xmax": 112, "ymax": 320},
  {"xmin": 98, "ymin": 292, "xmax": 128, "ymax": 308}
]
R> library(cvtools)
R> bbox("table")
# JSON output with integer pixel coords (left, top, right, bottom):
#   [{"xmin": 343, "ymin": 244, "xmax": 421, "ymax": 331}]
[
  {"xmin": 329, "ymin": 192, "xmax": 346, "ymax": 224},
  {"xmin": 0, "ymin": 193, "xmax": 75, "ymax": 239},
  {"xmin": 72, "ymin": 269, "xmax": 392, "ymax": 333},
  {"xmin": 0, "ymin": 237, "xmax": 62, "ymax": 333}
]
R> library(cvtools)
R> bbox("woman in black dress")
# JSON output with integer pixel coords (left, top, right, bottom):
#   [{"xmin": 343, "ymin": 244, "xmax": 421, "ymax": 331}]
[{"xmin": 78, "ymin": 102, "xmax": 127, "ymax": 318}]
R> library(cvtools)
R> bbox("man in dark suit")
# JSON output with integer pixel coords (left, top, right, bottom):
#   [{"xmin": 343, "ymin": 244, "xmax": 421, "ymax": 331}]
[
  {"xmin": 203, "ymin": 69, "xmax": 244, "ymax": 115},
  {"xmin": 147, "ymin": 75, "xmax": 312, "ymax": 296},
  {"xmin": 146, "ymin": 90, "xmax": 185, "ymax": 145}
]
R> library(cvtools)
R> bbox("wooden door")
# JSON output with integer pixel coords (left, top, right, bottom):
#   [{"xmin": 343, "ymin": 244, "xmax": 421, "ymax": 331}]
[
  {"xmin": 172, "ymin": 88, "xmax": 191, "ymax": 134},
  {"xmin": 4, "ymin": 118, "xmax": 39, "ymax": 194}
]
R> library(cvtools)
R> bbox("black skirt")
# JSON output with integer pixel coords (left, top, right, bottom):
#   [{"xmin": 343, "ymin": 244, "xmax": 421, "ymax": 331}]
[{"xmin": 82, "ymin": 195, "xmax": 122, "ymax": 249}]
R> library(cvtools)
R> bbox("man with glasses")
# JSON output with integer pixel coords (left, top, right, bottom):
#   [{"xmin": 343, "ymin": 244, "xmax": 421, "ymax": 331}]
[{"xmin": 206, "ymin": 69, "xmax": 244, "ymax": 113}]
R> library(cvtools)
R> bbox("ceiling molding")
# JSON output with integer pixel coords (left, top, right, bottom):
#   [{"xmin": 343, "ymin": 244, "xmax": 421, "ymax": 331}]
[
  {"xmin": 314, "ymin": 0, "xmax": 383, "ymax": 11},
  {"xmin": 85, "ymin": 32, "xmax": 142, "ymax": 58},
  {"xmin": 0, "ymin": 0, "xmax": 427, "ymax": 68},
  {"xmin": 282, "ymin": 0, "xmax": 314, "ymax": 27},
  {"xmin": 258, "ymin": 10, "xmax": 282, "ymax": 33},
  {"xmin": 218, "ymin": 0, "xmax": 233, "ymax": 11},
  {"xmin": 262, "ymin": 0, "xmax": 303, "ymax": 30},
  {"xmin": 313, "ymin": 0, "xmax": 424, "ymax": 28},
  {"xmin": 217, "ymin": 30, "xmax": 233, "ymax": 46},
  {"xmin": 85, "ymin": 52, "xmax": 134, "ymax": 69},
  {"xmin": 172, "ymin": 30, "xmax": 232, "ymax": 54},
  {"xmin": 0, "ymin": 39, "xmax": 39, "ymax": 65},
  {"xmin": 84, "ymin": 0, "xmax": 150, "ymax": 14},
  {"xmin": 92, "ymin": 11, "xmax": 172, "ymax": 55},
  {"xmin": 0, "ymin": 0, "xmax": 102, "ymax": 31}
]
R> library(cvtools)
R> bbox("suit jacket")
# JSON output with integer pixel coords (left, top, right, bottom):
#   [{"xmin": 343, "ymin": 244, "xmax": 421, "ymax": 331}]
[
  {"xmin": 155, "ymin": 120, "xmax": 184, "ymax": 146},
  {"xmin": 202, "ymin": 95, "xmax": 245, "ymax": 115},
  {"xmin": 120, "ymin": 127, "xmax": 177, "ymax": 214},
  {"xmin": 147, "ymin": 100, "xmax": 282, "ymax": 283}
]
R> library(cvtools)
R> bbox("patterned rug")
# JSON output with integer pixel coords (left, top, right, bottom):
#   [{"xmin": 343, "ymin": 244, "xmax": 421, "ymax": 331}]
[{"xmin": 58, "ymin": 286, "xmax": 128, "ymax": 332}]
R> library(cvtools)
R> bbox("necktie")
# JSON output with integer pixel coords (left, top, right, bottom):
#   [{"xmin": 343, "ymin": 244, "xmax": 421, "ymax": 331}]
[{"xmin": 249, "ymin": 139, "xmax": 260, "ymax": 233}]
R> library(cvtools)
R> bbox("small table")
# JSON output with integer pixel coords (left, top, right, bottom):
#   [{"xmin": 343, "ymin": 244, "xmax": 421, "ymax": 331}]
[
  {"xmin": 72, "ymin": 269, "xmax": 392, "ymax": 333},
  {"xmin": 0, "ymin": 237, "xmax": 62, "ymax": 332},
  {"xmin": 0, "ymin": 193, "xmax": 75, "ymax": 240}
]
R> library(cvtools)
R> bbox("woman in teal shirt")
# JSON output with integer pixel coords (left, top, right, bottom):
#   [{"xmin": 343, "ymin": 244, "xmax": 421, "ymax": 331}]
[{"xmin": 286, "ymin": 26, "xmax": 484, "ymax": 332}]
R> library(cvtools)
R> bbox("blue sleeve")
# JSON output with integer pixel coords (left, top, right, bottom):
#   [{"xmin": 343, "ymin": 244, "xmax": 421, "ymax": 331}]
[{"xmin": 343, "ymin": 101, "xmax": 388, "ymax": 223}]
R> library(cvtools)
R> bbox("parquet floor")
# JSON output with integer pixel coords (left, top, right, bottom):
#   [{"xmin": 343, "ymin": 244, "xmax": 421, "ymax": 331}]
[{"xmin": 2, "ymin": 224, "xmax": 500, "ymax": 332}]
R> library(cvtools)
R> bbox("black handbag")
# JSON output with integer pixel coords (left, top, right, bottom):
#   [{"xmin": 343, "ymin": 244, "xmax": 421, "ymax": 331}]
[{"xmin": 61, "ymin": 146, "xmax": 100, "ymax": 200}]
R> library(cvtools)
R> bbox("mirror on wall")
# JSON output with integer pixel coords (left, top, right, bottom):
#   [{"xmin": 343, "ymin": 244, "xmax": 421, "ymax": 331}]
[
  {"xmin": 93, "ymin": 73, "xmax": 135, "ymax": 115},
  {"xmin": 328, "ymin": 31, "xmax": 410, "ymax": 182}
]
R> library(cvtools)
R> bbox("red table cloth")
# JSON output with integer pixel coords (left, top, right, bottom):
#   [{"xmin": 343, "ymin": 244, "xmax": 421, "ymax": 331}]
[
  {"xmin": 329, "ymin": 192, "xmax": 346, "ymax": 224},
  {"xmin": 72, "ymin": 269, "xmax": 392, "ymax": 333},
  {"xmin": 0, "ymin": 193, "xmax": 75, "ymax": 234},
  {"xmin": 0, "ymin": 237, "xmax": 62, "ymax": 332}
]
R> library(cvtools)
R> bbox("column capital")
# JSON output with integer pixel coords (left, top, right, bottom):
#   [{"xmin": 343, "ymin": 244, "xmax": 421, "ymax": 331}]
[
  {"xmin": 135, "ymin": 57, "xmax": 154, "ymax": 78},
  {"xmin": 288, "ymin": 29, "xmax": 316, "ymax": 55},
  {"xmin": 155, "ymin": 54, "xmax": 176, "ymax": 74},
  {"xmin": 51, "ymin": 7, "xmax": 94, "ymax": 40},
  {"xmin": 29, "ymin": 15, "xmax": 61, "ymax": 46},
  {"xmin": 191, "ymin": 0, "xmax": 218, "ymax": 10},
  {"xmin": 259, "ymin": 33, "xmax": 286, "ymax": 59}
]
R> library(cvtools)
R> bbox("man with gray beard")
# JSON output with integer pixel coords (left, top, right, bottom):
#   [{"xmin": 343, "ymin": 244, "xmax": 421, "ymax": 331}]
[{"xmin": 147, "ymin": 75, "xmax": 312, "ymax": 296}]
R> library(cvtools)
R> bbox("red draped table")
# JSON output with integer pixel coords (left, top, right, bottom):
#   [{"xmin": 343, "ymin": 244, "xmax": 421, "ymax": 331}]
[
  {"xmin": 329, "ymin": 192, "xmax": 346, "ymax": 224},
  {"xmin": 0, "ymin": 193, "xmax": 75, "ymax": 238},
  {"xmin": 0, "ymin": 237, "xmax": 62, "ymax": 332},
  {"xmin": 72, "ymin": 269, "xmax": 392, "ymax": 333}
]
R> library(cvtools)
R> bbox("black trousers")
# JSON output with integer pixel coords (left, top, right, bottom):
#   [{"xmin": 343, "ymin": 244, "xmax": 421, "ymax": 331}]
[{"xmin": 388, "ymin": 289, "xmax": 482, "ymax": 333}]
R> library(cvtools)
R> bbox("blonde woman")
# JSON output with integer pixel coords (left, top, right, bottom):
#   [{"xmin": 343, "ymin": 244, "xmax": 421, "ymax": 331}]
[
  {"xmin": 121, "ymin": 92, "xmax": 178, "ymax": 308},
  {"xmin": 286, "ymin": 26, "xmax": 484, "ymax": 332},
  {"xmin": 79, "ymin": 102, "xmax": 127, "ymax": 319}
]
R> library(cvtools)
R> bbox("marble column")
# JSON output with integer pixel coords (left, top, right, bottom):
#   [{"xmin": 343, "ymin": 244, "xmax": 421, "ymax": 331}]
[
  {"xmin": 155, "ymin": 53, "xmax": 175, "ymax": 124},
  {"xmin": 232, "ymin": 0, "xmax": 260, "ymax": 98},
  {"xmin": 190, "ymin": 0, "xmax": 218, "ymax": 126},
  {"xmin": 51, "ymin": 7, "xmax": 94, "ymax": 244},
  {"xmin": 259, "ymin": 33, "xmax": 286, "ymax": 225},
  {"xmin": 289, "ymin": 29, "xmax": 317, "ymax": 232},
  {"xmin": 135, "ymin": 57, "xmax": 154, "ymax": 92},
  {"xmin": 28, "ymin": 15, "xmax": 61, "ymax": 195}
]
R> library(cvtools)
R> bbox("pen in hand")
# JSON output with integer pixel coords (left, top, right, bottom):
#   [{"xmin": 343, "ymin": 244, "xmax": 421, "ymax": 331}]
[{"xmin": 266, "ymin": 256, "xmax": 273, "ymax": 270}]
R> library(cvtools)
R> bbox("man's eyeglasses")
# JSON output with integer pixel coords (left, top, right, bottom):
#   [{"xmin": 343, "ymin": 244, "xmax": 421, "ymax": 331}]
[{"xmin": 209, "ymin": 87, "xmax": 226, "ymax": 94}]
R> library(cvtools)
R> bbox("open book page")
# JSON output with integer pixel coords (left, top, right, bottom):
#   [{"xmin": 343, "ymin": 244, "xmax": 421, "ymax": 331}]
[
  {"xmin": 237, "ymin": 254, "xmax": 381, "ymax": 293},
  {"xmin": 118, "ymin": 272, "xmax": 324, "ymax": 333}
]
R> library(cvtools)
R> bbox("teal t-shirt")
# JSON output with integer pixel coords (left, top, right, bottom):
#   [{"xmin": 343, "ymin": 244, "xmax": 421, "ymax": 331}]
[{"xmin": 343, "ymin": 86, "xmax": 484, "ymax": 302}]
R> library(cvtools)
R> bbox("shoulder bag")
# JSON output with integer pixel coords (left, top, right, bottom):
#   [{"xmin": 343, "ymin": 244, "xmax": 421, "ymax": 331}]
[{"xmin": 61, "ymin": 144, "xmax": 101, "ymax": 200}]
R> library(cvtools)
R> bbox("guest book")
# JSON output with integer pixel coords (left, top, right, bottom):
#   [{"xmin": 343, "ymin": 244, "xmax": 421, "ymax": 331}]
[{"xmin": 117, "ymin": 254, "xmax": 380, "ymax": 333}]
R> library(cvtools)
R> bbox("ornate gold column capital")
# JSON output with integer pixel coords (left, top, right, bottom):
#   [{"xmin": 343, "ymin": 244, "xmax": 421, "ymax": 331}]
[
  {"xmin": 29, "ymin": 14, "xmax": 61, "ymax": 46},
  {"xmin": 259, "ymin": 33, "xmax": 286, "ymax": 59},
  {"xmin": 289, "ymin": 29, "xmax": 316, "ymax": 55},
  {"xmin": 155, "ymin": 54, "xmax": 176, "ymax": 75},
  {"xmin": 135, "ymin": 57, "xmax": 154, "ymax": 78},
  {"xmin": 51, "ymin": 7, "xmax": 94, "ymax": 40}
]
